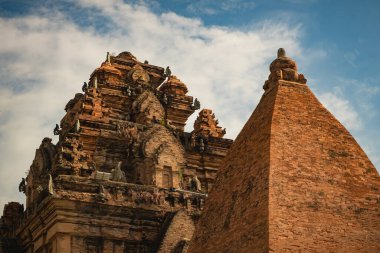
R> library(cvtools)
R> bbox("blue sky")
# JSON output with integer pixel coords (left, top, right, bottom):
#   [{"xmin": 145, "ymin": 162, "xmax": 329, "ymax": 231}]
[{"xmin": 0, "ymin": 0, "xmax": 379, "ymax": 211}]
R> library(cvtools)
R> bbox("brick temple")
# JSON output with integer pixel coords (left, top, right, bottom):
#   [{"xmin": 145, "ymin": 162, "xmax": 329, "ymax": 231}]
[
  {"xmin": 0, "ymin": 52, "xmax": 232, "ymax": 252},
  {"xmin": 188, "ymin": 49, "xmax": 380, "ymax": 253},
  {"xmin": 1, "ymin": 49, "xmax": 379, "ymax": 253}
]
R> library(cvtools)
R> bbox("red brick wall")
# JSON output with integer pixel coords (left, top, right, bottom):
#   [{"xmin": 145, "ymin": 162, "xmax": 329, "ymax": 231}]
[
  {"xmin": 269, "ymin": 81, "xmax": 380, "ymax": 252},
  {"xmin": 188, "ymin": 84, "xmax": 280, "ymax": 253},
  {"xmin": 189, "ymin": 80, "xmax": 380, "ymax": 253}
]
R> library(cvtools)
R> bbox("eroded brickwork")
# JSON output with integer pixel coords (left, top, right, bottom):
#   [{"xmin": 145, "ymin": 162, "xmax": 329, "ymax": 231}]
[
  {"xmin": 269, "ymin": 80, "xmax": 380, "ymax": 252},
  {"xmin": 188, "ymin": 49, "xmax": 380, "ymax": 253}
]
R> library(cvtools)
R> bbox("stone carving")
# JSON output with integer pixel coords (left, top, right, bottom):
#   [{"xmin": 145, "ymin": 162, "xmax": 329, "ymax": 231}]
[
  {"xmin": 53, "ymin": 124, "xmax": 60, "ymax": 135},
  {"xmin": 264, "ymin": 48, "xmax": 307, "ymax": 88},
  {"xmin": 162, "ymin": 94, "xmax": 168, "ymax": 105},
  {"xmin": 18, "ymin": 178, "xmax": 26, "ymax": 193},
  {"xmin": 277, "ymin": 48, "xmax": 286, "ymax": 58},
  {"xmin": 165, "ymin": 66, "xmax": 171, "ymax": 77},
  {"xmin": 192, "ymin": 109, "xmax": 225, "ymax": 138},
  {"xmin": 128, "ymin": 64, "xmax": 150, "ymax": 84},
  {"xmin": 199, "ymin": 138, "xmax": 205, "ymax": 152},
  {"xmin": 124, "ymin": 85, "xmax": 132, "ymax": 96},
  {"xmin": 74, "ymin": 120, "xmax": 80, "ymax": 133},
  {"xmin": 116, "ymin": 123, "xmax": 139, "ymax": 145},
  {"xmin": 48, "ymin": 174, "xmax": 54, "ymax": 195},
  {"xmin": 106, "ymin": 52, "xmax": 111, "ymax": 64},
  {"xmin": 82, "ymin": 82, "xmax": 88, "ymax": 92},
  {"xmin": 191, "ymin": 98, "xmax": 200, "ymax": 110},
  {"xmin": 110, "ymin": 161, "xmax": 126, "ymax": 182},
  {"xmin": 190, "ymin": 176, "xmax": 202, "ymax": 192},
  {"xmin": 96, "ymin": 185, "xmax": 107, "ymax": 202},
  {"xmin": 64, "ymin": 93, "xmax": 84, "ymax": 112},
  {"xmin": 154, "ymin": 144, "xmax": 167, "ymax": 163},
  {"xmin": 132, "ymin": 91, "xmax": 165, "ymax": 124},
  {"xmin": 93, "ymin": 76, "xmax": 98, "ymax": 89}
]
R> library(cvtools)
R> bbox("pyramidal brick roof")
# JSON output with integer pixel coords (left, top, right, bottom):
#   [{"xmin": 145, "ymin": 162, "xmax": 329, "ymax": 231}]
[{"xmin": 188, "ymin": 49, "xmax": 380, "ymax": 253}]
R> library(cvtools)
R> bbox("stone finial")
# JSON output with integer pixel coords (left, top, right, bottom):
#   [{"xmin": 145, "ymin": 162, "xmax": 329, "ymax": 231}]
[
  {"xmin": 106, "ymin": 52, "xmax": 111, "ymax": 63},
  {"xmin": 277, "ymin": 48, "xmax": 286, "ymax": 58}
]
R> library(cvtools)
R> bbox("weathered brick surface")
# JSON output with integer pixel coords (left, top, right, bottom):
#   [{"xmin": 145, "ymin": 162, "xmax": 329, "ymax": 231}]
[
  {"xmin": 269, "ymin": 81, "xmax": 380, "ymax": 252},
  {"xmin": 189, "ymin": 50, "xmax": 380, "ymax": 253},
  {"xmin": 188, "ymin": 81, "xmax": 277, "ymax": 253},
  {"xmin": 158, "ymin": 210, "xmax": 195, "ymax": 253}
]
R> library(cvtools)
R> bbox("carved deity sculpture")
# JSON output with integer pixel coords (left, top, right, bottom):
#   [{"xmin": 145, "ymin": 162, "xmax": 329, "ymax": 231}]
[
  {"xmin": 110, "ymin": 161, "xmax": 127, "ymax": 182},
  {"xmin": 191, "ymin": 176, "xmax": 202, "ymax": 192},
  {"xmin": 18, "ymin": 178, "xmax": 26, "ymax": 193}
]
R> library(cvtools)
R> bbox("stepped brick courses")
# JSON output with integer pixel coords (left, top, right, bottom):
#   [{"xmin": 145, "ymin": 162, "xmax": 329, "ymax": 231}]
[{"xmin": 188, "ymin": 49, "xmax": 380, "ymax": 253}]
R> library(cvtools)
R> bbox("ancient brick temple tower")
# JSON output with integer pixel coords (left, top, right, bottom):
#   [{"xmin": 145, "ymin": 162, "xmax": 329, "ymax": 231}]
[
  {"xmin": 0, "ymin": 52, "xmax": 232, "ymax": 252},
  {"xmin": 188, "ymin": 49, "xmax": 380, "ymax": 253}
]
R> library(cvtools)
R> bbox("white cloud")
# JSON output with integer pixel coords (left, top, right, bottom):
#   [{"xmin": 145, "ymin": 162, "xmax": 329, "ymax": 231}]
[
  {"xmin": 186, "ymin": 0, "xmax": 256, "ymax": 15},
  {"xmin": 0, "ymin": 0, "xmax": 305, "ymax": 211},
  {"xmin": 318, "ymin": 92, "xmax": 362, "ymax": 130}
]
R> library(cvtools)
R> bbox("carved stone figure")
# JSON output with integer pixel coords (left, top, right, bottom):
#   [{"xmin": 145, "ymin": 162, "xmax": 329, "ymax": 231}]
[
  {"xmin": 162, "ymin": 94, "xmax": 168, "ymax": 105},
  {"xmin": 53, "ymin": 124, "xmax": 60, "ymax": 135},
  {"xmin": 190, "ymin": 133, "xmax": 196, "ymax": 147},
  {"xmin": 191, "ymin": 98, "xmax": 200, "ymax": 110},
  {"xmin": 125, "ymin": 86, "xmax": 132, "ymax": 96},
  {"xmin": 110, "ymin": 161, "xmax": 126, "ymax": 182},
  {"xmin": 48, "ymin": 174, "xmax": 54, "ymax": 195},
  {"xmin": 191, "ymin": 176, "xmax": 202, "ymax": 192},
  {"xmin": 93, "ymin": 76, "xmax": 98, "ymax": 89},
  {"xmin": 165, "ymin": 66, "xmax": 171, "ymax": 77},
  {"xmin": 106, "ymin": 52, "xmax": 111, "ymax": 64},
  {"xmin": 18, "ymin": 178, "xmax": 26, "ymax": 193},
  {"xmin": 82, "ymin": 82, "xmax": 88, "ymax": 92},
  {"xmin": 97, "ymin": 185, "xmax": 107, "ymax": 202},
  {"xmin": 74, "ymin": 120, "xmax": 80, "ymax": 133},
  {"xmin": 199, "ymin": 138, "xmax": 205, "ymax": 152}
]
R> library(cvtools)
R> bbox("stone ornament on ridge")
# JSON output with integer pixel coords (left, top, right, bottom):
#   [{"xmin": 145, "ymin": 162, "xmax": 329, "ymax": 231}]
[
  {"xmin": 128, "ymin": 64, "xmax": 151, "ymax": 84},
  {"xmin": 277, "ymin": 48, "xmax": 286, "ymax": 58},
  {"xmin": 264, "ymin": 48, "xmax": 307, "ymax": 90}
]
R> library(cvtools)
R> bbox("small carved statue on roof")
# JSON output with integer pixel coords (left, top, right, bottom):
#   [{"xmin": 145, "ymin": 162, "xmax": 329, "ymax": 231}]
[
  {"xmin": 126, "ymin": 86, "xmax": 132, "ymax": 96},
  {"xmin": 110, "ymin": 161, "xmax": 126, "ymax": 182},
  {"xmin": 191, "ymin": 98, "xmax": 201, "ymax": 110},
  {"xmin": 144, "ymin": 60, "xmax": 149, "ymax": 64},
  {"xmin": 18, "ymin": 178, "xmax": 26, "ymax": 193},
  {"xmin": 97, "ymin": 185, "xmax": 107, "ymax": 202},
  {"xmin": 165, "ymin": 66, "xmax": 171, "ymax": 77},
  {"xmin": 53, "ymin": 124, "xmax": 60, "ymax": 135},
  {"xmin": 48, "ymin": 174, "xmax": 55, "ymax": 195},
  {"xmin": 74, "ymin": 120, "xmax": 80, "ymax": 133},
  {"xmin": 199, "ymin": 138, "xmax": 205, "ymax": 152},
  {"xmin": 162, "ymin": 94, "xmax": 168, "ymax": 105},
  {"xmin": 106, "ymin": 52, "xmax": 111, "ymax": 64},
  {"xmin": 191, "ymin": 176, "xmax": 202, "ymax": 192},
  {"xmin": 190, "ymin": 133, "xmax": 196, "ymax": 148},
  {"xmin": 82, "ymin": 82, "xmax": 88, "ymax": 92}
]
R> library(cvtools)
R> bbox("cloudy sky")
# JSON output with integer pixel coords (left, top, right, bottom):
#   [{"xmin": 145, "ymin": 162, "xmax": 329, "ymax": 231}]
[{"xmin": 0, "ymin": 0, "xmax": 379, "ymax": 212}]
